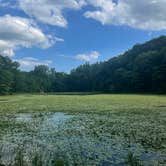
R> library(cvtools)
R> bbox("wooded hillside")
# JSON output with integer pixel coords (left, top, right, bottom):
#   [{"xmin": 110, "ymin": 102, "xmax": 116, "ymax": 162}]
[{"xmin": 0, "ymin": 36, "xmax": 166, "ymax": 94}]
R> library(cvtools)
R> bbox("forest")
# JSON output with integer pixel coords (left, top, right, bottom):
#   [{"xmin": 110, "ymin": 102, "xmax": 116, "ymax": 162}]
[{"xmin": 0, "ymin": 36, "xmax": 166, "ymax": 95}]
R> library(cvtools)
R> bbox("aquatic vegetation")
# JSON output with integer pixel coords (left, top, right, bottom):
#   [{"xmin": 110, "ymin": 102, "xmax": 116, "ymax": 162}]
[
  {"xmin": 125, "ymin": 152, "xmax": 142, "ymax": 166},
  {"xmin": 0, "ymin": 94, "xmax": 166, "ymax": 165}
]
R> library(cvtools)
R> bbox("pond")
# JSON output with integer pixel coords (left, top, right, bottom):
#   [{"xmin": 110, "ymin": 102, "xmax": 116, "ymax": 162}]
[{"xmin": 0, "ymin": 112, "xmax": 165, "ymax": 165}]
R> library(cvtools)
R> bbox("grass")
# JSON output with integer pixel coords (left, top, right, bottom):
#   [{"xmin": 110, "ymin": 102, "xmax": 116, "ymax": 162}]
[
  {"xmin": 0, "ymin": 94, "xmax": 166, "ymax": 165},
  {"xmin": 0, "ymin": 94, "xmax": 166, "ymax": 113}
]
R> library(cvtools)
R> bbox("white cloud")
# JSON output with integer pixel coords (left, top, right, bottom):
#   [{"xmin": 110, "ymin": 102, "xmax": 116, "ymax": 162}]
[
  {"xmin": 1, "ymin": 0, "xmax": 166, "ymax": 31},
  {"xmin": 84, "ymin": 0, "xmax": 166, "ymax": 30},
  {"xmin": 19, "ymin": 0, "xmax": 86, "ymax": 27},
  {"xmin": 76, "ymin": 51, "xmax": 100, "ymax": 61},
  {"xmin": 0, "ymin": 15, "xmax": 63, "ymax": 57},
  {"xmin": 15, "ymin": 57, "xmax": 52, "ymax": 70}
]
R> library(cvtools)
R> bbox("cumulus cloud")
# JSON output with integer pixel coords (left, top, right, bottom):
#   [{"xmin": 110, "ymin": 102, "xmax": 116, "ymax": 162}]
[
  {"xmin": 0, "ymin": 15, "xmax": 63, "ymax": 57},
  {"xmin": 1, "ymin": 0, "xmax": 165, "ymax": 59},
  {"xmin": 15, "ymin": 57, "xmax": 52, "ymax": 70},
  {"xmin": 76, "ymin": 51, "xmax": 100, "ymax": 61},
  {"xmin": 84, "ymin": 0, "xmax": 166, "ymax": 30},
  {"xmin": 19, "ymin": 0, "xmax": 86, "ymax": 27},
  {"xmin": 1, "ymin": 0, "xmax": 166, "ymax": 31}
]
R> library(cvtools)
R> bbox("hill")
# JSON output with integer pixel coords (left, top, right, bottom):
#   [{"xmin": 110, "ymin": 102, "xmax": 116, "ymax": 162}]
[
  {"xmin": 68, "ymin": 36, "xmax": 166, "ymax": 93},
  {"xmin": 0, "ymin": 36, "xmax": 166, "ymax": 94}
]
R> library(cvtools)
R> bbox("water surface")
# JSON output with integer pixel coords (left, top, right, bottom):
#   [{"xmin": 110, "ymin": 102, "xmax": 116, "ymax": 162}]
[{"xmin": 0, "ymin": 112, "xmax": 165, "ymax": 165}]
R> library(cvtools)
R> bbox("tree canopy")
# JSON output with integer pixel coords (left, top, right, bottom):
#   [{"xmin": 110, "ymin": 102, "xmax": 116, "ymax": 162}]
[{"xmin": 0, "ymin": 36, "xmax": 166, "ymax": 95}]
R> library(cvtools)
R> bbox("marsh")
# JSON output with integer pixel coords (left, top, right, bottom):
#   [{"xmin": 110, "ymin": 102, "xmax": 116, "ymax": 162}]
[{"xmin": 0, "ymin": 94, "xmax": 166, "ymax": 165}]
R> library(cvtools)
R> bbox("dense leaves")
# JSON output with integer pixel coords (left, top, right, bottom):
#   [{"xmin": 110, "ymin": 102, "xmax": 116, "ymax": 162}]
[
  {"xmin": 0, "ymin": 56, "xmax": 19, "ymax": 95},
  {"xmin": 0, "ymin": 36, "xmax": 166, "ymax": 94},
  {"xmin": 67, "ymin": 36, "xmax": 166, "ymax": 93}
]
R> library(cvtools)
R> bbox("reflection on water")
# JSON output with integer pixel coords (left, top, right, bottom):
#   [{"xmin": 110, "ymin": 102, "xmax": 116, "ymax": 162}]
[
  {"xmin": 0, "ymin": 112, "xmax": 165, "ymax": 165},
  {"xmin": 43, "ymin": 112, "xmax": 72, "ymax": 126},
  {"xmin": 15, "ymin": 113, "xmax": 32, "ymax": 122}
]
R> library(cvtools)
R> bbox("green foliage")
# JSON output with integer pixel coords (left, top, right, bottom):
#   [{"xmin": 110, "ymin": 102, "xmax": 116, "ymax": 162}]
[
  {"xmin": 68, "ymin": 36, "xmax": 166, "ymax": 93},
  {"xmin": 14, "ymin": 150, "xmax": 24, "ymax": 166},
  {"xmin": 0, "ymin": 56, "xmax": 19, "ymax": 95},
  {"xmin": 32, "ymin": 154, "xmax": 43, "ymax": 166},
  {"xmin": 53, "ymin": 160, "xmax": 65, "ymax": 166},
  {"xmin": 0, "ymin": 94, "xmax": 166, "ymax": 165},
  {"xmin": 0, "ymin": 36, "xmax": 166, "ymax": 94},
  {"xmin": 125, "ymin": 152, "xmax": 142, "ymax": 166}
]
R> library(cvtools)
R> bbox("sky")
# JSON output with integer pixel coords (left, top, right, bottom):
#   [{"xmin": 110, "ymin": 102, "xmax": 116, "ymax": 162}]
[{"xmin": 0, "ymin": 0, "xmax": 166, "ymax": 72}]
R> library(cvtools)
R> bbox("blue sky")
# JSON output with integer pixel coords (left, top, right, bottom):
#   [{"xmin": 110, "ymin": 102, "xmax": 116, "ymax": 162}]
[{"xmin": 0, "ymin": 0, "xmax": 166, "ymax": 72}]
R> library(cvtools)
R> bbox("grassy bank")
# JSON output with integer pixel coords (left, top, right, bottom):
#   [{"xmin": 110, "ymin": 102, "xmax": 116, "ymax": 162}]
[{"xmin": 0, "ymin": 94, "xmax": 166, "ymax": 113}]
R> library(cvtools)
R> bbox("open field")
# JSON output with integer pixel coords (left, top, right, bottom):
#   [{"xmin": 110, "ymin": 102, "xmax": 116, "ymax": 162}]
[{"xmin": 0, "ymin": 94, "xmax": 166, "ymax": 165}]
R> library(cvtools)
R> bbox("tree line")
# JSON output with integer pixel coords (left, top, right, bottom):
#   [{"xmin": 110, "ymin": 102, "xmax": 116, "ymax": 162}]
[{"xmin": 0, "ymin": 36, "xmax": 166, "ymax": 95}]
